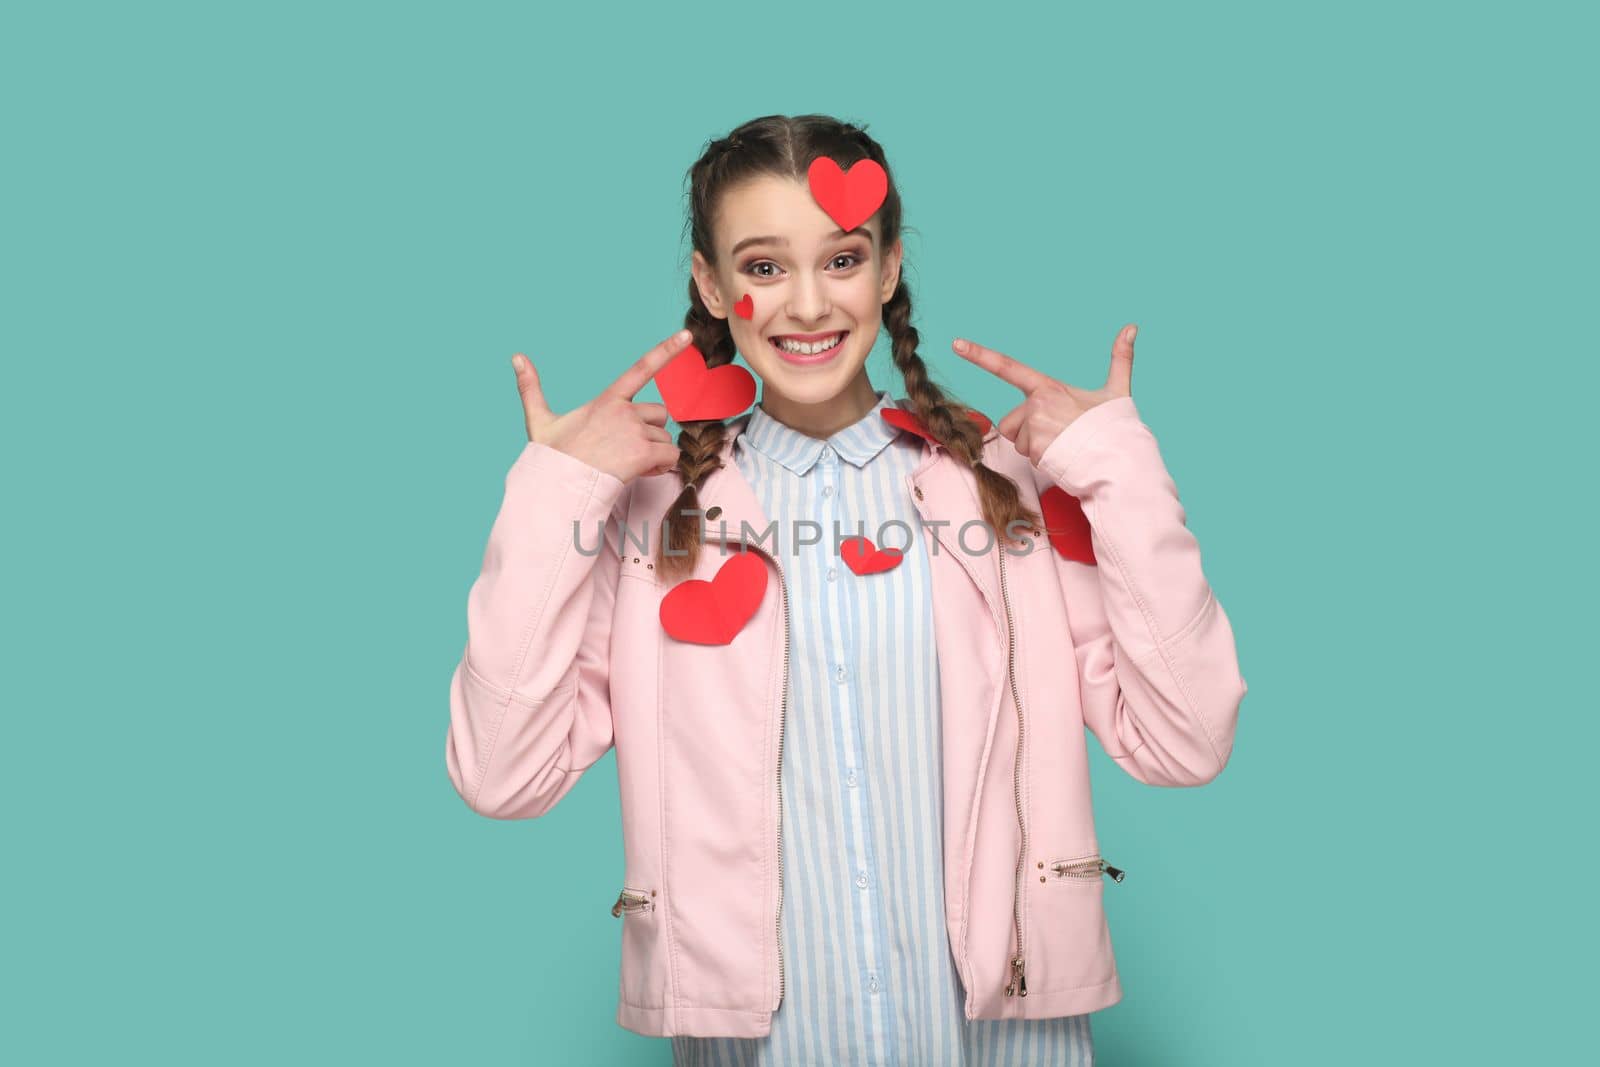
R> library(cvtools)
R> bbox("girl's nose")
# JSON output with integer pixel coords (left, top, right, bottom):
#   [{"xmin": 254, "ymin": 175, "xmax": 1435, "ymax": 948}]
[{"xmin": 786, "ymin": 272, "xmax": 831, "ymax": 322}]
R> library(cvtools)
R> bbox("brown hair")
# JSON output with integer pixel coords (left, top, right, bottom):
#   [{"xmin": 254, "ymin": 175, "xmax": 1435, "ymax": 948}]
[{"xmin": 656, "ymin": 113, "xmax": 1042, "ymax": 582}]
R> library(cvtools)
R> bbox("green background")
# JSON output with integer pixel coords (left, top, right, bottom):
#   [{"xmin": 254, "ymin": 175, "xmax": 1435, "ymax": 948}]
[{"xmin": 4, "ymin": 1, "xmax": 1592, "ymax": 1063}]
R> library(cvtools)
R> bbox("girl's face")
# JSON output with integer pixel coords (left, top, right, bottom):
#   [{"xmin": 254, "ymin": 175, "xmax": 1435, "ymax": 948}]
[{"xmin": 691, "ymin": 174, "xmax": 903, "ymax": 421}]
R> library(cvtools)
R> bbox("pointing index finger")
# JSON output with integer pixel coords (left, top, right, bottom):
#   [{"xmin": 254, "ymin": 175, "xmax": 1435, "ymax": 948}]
[
  {"xmin": 953, "ymin": 338, "xmax": 1051, "ymax": 395},
  {"xmin": 608, "ymin": 329, "xmax": 695, "ymax": 400}
]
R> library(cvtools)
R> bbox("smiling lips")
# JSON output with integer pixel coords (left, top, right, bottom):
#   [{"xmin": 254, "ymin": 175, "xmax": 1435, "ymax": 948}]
[{"xmin": 769, "ymin": 330, "xmax": 848, "ymax": 364}]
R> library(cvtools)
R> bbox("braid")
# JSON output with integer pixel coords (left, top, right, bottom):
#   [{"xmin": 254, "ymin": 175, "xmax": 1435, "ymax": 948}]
[
  {"xmin": 884, "ymin": 281, "xmax": 1042, "ymax": 548},
  {"xmin": 654, "ymin": 280, "xmax": 735, "ymax": 582}
]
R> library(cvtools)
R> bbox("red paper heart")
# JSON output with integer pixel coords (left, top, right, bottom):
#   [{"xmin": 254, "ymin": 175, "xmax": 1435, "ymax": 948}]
[
  {"xmin": 1039, "ymin": 485, "xmax": 1096, "ymax": 565},
  {"xmin": 806, "ymin": 156, "xmax": 888, "ymax": 233},
  {"xmin": 654, "ymin": 343, "xmax": 756, "ymax": 422},
  {"xmin": 839, "ymin": 535, "xmax": 904, "ymax": 575},
  {"xmin": 659, "ymin": 550, "xmax": 768, "ymax": 645},
  {"xmin": 733, "ymin": 293, "xmax": 754, "ymax": 320},
  {"xmin": 880, "ymin": 406, "xmax": 993, "ymax": 444}
]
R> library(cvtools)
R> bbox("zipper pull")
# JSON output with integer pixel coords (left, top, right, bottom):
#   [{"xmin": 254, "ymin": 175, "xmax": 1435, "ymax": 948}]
[
  {"xmin": 1102, "ymin": 860, "xmax": 1125, "ymax": 883},
  {"xmin": 1004, "ymin": 955, "xmax": 1028, "ymax": 997}
]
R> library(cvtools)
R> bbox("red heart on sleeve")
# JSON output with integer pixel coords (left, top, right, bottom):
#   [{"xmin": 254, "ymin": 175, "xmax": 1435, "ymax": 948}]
[
  {"xmin": 660, "ymin": 549, "xmax": 769, "ymax": 644},
  {"xmin": 654, "ymin": 343, "xmax": 757, "ymax": 422},
  {"xmin": 1038, "ymin": 485, "xmax": 1096, "ymax": 565},
  {"xmin": 839, "ymin": 535, "xmax": 904, "ymax": 575}
]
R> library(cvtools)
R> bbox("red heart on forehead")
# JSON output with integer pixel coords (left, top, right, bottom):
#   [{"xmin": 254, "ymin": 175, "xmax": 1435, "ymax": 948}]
[
  {"xmin": 733, "ymin": 293, "xmax": 754, "ymax": 320},
  {"xmin": 839, "ymin": 535, "xmax": 904, "ymax": 575},
  {"xmin": 1039, "ymin": 486, "xmax": 1097, "ymax": 565},
  {"xmin": 806, "ymin": 156, "xmax": 888, "ymax": 233},
  {"xmin": 660, "ymin": 550, "xmax": 768, "ymax": 645},
  {"xmin": 654, "ymin": 342, "xmax": 756, "ymax": 422},
  {"xmin": 880, "ymin": 406, "xmax": 993, "ymax": 444}
]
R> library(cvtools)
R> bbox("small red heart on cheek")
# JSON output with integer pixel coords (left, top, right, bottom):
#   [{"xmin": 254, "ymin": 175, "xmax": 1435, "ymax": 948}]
[
  {"xmin": 1038, "ymin": 486, "xmax": 1097, "ymax": 565},
  {"xmin": 659, "ymin": 550, "xmax": 769, "ymax": 644},
  {"xmin": 733, "ymin": 293, "xmax": 754, "ymax": 320},
  {"xmin": 839, "ymin": 535, "xmax": 904, "ymax": 575}
]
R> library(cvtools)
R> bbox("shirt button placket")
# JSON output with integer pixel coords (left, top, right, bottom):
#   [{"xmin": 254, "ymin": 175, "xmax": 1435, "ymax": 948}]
[{"xmin": 820, "ymin": 444, "xmax": 881, "ymax": 1019}]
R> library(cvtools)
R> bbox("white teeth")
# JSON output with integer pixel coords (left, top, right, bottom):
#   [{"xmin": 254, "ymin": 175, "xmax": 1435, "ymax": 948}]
[{"xmin": 773, "ymin": 332, "xmax": 844, "ymax": 355}]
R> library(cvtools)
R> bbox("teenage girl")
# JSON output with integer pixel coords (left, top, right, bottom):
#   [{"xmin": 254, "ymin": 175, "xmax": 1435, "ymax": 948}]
[{"xmin": 446, "ymin": 114, "xmax": 1247, "ymax": 1067}]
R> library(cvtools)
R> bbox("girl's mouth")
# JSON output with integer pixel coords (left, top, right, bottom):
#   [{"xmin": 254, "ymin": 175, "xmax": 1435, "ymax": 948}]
[{"xmin": 769, "ymin": 330, "xmax": 848, "ymax": 366}]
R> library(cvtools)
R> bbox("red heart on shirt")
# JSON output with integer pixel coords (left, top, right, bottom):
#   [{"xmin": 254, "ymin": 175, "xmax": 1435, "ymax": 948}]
[
  {"xmin": 659, "ymin": 549, "xmax": 768, "ymax": 644},
  {"xmin": 1039, "ymin": 485, "xmax": 1096, "ymax": 565},
  {"xmin": 733, "ymin": 293, "xmax": 754, "ymax": 320},
  {"xmin": 807, "ymin": 156, "xmax": 888, "ymax": 232},
  {"xmin": 654, "ymin": 343, "xmax": 757, "ymax": 422},
  {"xmin": 839, "ymin": 535, "xmax": 904, "ymax": 575},
  {"xmin": 880, "ymin": 406, "xmax": 993, "ymax": 444}
]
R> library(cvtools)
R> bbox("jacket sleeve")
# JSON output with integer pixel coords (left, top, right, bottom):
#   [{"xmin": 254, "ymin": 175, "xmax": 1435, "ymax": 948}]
[
  {"xmin": 445, "ymin": 440, "xmax": 631, "ymax": 819},
  {"xmin": 1034, "ymin": 396, "xmax": 1247, "ymax": 788}
]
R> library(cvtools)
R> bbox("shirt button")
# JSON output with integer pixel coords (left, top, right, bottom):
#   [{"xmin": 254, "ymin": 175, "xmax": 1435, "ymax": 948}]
[
  {"xmin": 834, "ymin": 663, "xmax": 848, "ymax": 683},
  {"xmin": 827, "ymin": 567, "xmax": 838, "ymax": 582},
  {"xmin": 821, "ymin": 484, "xmax": 834, "ymax": 497},
  {"xmin": 855, "ymin": 872, "xmax": 869, "ymax": 889},
  {"xmin": 867, "ymin": 974, "xmax": 880, "ymax": 995},
  {"xmin": 845, "ymin": 769, "xmax": 858, "ymax": 787}
]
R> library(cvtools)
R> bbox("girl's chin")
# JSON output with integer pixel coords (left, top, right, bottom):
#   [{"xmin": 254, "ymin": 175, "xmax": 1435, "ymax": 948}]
[{"xmin": 761, "ymin": 356, "xmax": 860, "ymax": 388}]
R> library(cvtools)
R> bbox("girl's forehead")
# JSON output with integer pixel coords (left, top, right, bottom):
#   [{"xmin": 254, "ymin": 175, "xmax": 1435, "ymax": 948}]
[{"xmin": 716, "ymin": 175, "xmax": 875, "ymax": 254}]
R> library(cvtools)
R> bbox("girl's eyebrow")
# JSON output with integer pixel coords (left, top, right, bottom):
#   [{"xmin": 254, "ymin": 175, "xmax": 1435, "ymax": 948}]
[{"xmin": 732, "ymin": 227, "xmax": 875, "ymax": 256}]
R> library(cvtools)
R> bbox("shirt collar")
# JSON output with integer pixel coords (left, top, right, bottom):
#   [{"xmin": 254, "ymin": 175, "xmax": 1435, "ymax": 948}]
[{"xmin": 737, "ymin": 389, "xmax": 903, "ymax": 476}]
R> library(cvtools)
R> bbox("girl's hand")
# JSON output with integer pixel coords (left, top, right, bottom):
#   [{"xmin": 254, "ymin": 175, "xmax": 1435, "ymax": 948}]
[
  {"xmin": 952, "ymin": 323, "xmax": 1137, "ymax": 468},
  {"xmin": 512, "ymin": 329, "xmax": 693, "ymax": 485}
]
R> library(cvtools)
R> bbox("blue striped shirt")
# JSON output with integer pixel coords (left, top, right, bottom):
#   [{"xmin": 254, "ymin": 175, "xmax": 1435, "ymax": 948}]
[{"xmin": 671, "ymin": 387, "xmax": 1094, "ymax": 1067}]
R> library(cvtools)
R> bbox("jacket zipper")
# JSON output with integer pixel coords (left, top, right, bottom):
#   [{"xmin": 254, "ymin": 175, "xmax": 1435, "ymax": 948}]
[
  {"xmin": 711, "ymin": 538, "xmax": 790, "ymax": 1006},
  {"xmin": 611, "ymin": 887, "xmax": 655, "ymax": 916},
  {"xmin": 1050, "ymin": 856, "xmax": 1127, "ymax": 883},
  {"xmin": 996, "ymin": 546, "xmax": 1029, "ymax": 999},
  {"xmin": 768, "ymin": 545, "xmax": 790, "ymax": 1005}
]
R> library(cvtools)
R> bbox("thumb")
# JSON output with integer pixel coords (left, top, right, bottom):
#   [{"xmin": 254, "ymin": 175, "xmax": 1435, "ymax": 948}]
[
  {"xmin": 521, "ymin": 351, "xmax": 560, "ymax": 435},
  {"xmin": 512, "ymin": 353, "xmax": 552, "ymax": 428},
  {"xmin": 1104, "ymin": 324, "xmax": 1136, "ymax": 396}
]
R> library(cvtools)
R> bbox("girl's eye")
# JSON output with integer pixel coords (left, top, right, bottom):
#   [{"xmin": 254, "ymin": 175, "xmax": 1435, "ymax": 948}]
[{"xmin": 742, "ymin": 251, "xmax": 865, "ymax": 278}]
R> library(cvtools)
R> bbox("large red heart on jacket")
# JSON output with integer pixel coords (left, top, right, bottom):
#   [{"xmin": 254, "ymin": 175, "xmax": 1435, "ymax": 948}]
[
  {"xmin": 880, "ymin": 406, "xmax": 993, "ymax": 444},
  {"xmin": 839, "ymin": 535, "xmax": 904, "ymax": 575},
  {"xmin": 659, "ymin": 549, "xmax": 768, "ymax": 644},
  {"xmin": 807, "ymin": 156, "xmax": 888, "ymax": 233},
  {"xmin": 1039, "ymin": 485, "xmax": 1096, "ymax": 565},
  {"xmin": 654, "ymin": 343, "xmax": 756, "ymax": 422}
]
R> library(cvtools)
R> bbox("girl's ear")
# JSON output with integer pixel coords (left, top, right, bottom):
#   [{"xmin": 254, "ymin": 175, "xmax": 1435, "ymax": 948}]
[
  {"xmin": 879, "ymin": 237, "xmax": 904, "ymax": 303},
  {"xmin": 691, "ymin": 250, "xmax": 728, "ymax": 319}
]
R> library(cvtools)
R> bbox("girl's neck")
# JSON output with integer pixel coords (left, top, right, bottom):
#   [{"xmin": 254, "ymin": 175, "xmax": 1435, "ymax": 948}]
[{"xmin": 757, "ymin": 370, "xmax": 882, "ymax": 440}]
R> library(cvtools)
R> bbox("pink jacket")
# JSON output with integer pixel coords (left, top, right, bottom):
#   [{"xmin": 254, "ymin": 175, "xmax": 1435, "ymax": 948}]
[{"xmin": 445, "ymin": 394, "xmax": 1247, "ymax": 1039}]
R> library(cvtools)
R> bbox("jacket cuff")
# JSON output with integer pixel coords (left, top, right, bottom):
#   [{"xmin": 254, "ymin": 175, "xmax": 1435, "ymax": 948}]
[{"xmin": 1036, "ymin": 396, "xmax": 1142, "ymax": 488}]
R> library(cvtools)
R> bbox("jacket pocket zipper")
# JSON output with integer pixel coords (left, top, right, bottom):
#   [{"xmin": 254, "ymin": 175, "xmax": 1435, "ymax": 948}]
[
  {"xmin": 611, "ymin": 887, "xmax": 655, "ymax": 916},
  {"xmin": 1049, "ymin": 856, "xmax": 1126, "ymax": 883}
]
